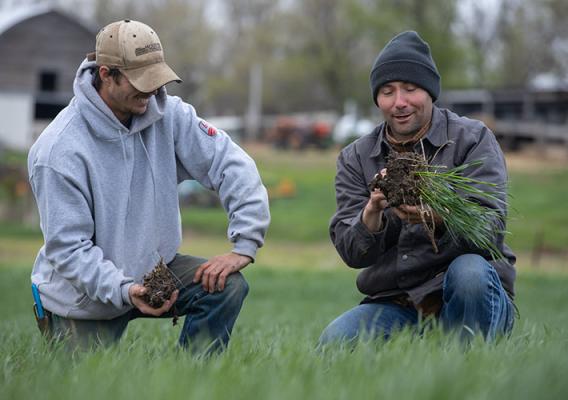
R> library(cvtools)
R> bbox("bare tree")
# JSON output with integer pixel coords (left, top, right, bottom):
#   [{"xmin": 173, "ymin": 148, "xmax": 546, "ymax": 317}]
[{"xmin": 493, "ymin": 0, "xmax": 566, "ymax": 87}]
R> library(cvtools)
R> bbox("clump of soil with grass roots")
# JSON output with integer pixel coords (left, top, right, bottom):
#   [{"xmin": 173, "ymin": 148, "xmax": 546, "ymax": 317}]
[
  {"xmin": 369, "ymin": 151, "xmax": 506, "ymax": 259},
  {"xmin": 374, "ymin": 152, "xmax": 426, "ymax": 207},
  {"xmin": 142, "ymin": 258, "xmax": 179, "ymax": 325}
]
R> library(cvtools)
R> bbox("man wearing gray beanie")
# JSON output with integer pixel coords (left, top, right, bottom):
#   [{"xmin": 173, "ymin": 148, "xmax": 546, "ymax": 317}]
[
  {"xmin": 320, "ymin": 31, "xmax": 516, "ymax": 346},
  {"xmin": 370, "ymin": 30, "xmax": 441, "ymax": 105}
]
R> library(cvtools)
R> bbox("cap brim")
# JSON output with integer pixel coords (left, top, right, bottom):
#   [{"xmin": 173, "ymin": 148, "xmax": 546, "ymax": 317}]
[{"xmin": 120, "ymin": 62, "xmax": 182, "ymax": 93}]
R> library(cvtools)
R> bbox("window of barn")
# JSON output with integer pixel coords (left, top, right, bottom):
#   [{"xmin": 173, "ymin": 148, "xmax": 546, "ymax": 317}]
[{"xmin": 38, "ymin": 71, "xmax": 57, "ymax": 92}]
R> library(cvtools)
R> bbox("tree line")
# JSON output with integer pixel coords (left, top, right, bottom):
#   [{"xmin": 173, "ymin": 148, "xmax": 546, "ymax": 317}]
[{"xmin": 16, "ymin": 0, "xmax": 568, "ymax": 116}]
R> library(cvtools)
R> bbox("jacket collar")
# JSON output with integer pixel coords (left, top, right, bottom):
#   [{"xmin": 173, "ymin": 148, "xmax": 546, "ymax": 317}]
[{"xmin": 370, "ymin": 105, "xmax": 448, "ymax": 158}]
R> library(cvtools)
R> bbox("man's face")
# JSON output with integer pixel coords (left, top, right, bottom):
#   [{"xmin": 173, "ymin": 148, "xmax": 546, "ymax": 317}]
[
  {"xmin": 99, "ymin": 67, "xmax": 157, "ymax": 124},
  {"xmin": 376, "ymin": 81, "xmax": 433, "ymax": 140}
]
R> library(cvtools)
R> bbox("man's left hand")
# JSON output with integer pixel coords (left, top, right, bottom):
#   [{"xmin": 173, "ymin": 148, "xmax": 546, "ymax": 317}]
[
  {"xmin": 193, "ymin": 253, "xmax": 252, "ymax": 293},
  {"xmin": 393, "ymin": 204, "xmax": 443, "ymax": 225}
]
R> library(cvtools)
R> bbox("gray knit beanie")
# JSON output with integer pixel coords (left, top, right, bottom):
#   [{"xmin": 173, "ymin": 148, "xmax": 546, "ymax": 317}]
[{"xmin": 370, "ymin": 31, "xmax": 440, "ymax": 105}]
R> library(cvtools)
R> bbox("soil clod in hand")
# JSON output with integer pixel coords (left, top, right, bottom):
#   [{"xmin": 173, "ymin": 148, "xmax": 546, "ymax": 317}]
[
  {"xmin": 370, "ymin": 151, "xmax": 427, "ymax": 207},
  {"xmin": 142, "ymin": 258, "xmax": 178, "ymax": 308},
  {"xmin": 368, "ymin": 150, "xmax": 507, "ymax": 259},
  {"xmin": 369, "ymin": 151, "xmax": 438, "ymax": 253}
]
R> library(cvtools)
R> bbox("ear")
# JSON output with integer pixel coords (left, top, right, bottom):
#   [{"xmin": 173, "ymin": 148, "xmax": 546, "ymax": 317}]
[{"xmin": 98, "ymin": 66, "xmax": 113, "ymax": 83}]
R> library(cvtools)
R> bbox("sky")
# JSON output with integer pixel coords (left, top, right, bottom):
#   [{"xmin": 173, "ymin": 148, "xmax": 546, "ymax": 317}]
[{"xmin": 0, "ymin": 0, "xmax": 504, "ymax": 27}]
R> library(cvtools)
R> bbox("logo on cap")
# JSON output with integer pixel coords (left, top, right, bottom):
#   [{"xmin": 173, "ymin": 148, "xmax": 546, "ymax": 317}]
[{"xmin": 135, "ymin": 43, "xmax": 162, "ymax": 57}]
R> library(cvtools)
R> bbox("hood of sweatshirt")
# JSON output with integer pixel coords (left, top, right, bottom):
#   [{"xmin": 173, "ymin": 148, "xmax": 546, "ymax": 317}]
[{"xmin": 73, "ymin": 58, "xmax": 169, "ymax": 138}]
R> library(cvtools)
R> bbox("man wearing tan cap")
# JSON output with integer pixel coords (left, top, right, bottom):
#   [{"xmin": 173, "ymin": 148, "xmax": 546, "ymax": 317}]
[{"xmin": 27, "ymin": 20, "xmax": 270, "ymax": 353}]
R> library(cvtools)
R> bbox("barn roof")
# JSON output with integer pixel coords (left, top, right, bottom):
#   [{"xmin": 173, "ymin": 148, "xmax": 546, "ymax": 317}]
[{"xmin": 0, "ymin": 3, "xmax": 97, "ymax": 37}]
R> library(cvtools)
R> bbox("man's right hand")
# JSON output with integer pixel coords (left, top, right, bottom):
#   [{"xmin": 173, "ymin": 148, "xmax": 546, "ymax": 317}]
[
  {"xmin": 363, "ymin": 189, "xmax": 388, "ymax": 231},
  {"xmin": 128, "ymin": 284, "xmax": 178, "ymax": 316},
  {"xmin": 363, "ymin": 169, "xmax": 389, "ymax": 232}
]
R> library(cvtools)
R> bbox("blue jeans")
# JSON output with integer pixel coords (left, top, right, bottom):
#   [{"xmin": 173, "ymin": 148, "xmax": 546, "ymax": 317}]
[
  {"xmin": 319, "ymin": 254, "xmax": 515, "ymax": 346},
  {"xmin": 46, "ymin": 254, "xmax": 249, "ymax": 354}
]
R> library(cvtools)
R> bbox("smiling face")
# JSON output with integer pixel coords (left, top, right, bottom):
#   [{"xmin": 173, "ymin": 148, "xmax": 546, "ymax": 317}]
[
  {"xmin": 97, "ymin": 66, "xmax": 158, "ymax": 124},
  {"xmin": 376, "ymin": 81, "xmax": 433, "ymax": 141}
]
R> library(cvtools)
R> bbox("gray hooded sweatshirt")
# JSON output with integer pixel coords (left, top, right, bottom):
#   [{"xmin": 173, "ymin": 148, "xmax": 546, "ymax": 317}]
[{"xmin": 28, "ymin": 59, "xmax": 270, "ymax": 320}]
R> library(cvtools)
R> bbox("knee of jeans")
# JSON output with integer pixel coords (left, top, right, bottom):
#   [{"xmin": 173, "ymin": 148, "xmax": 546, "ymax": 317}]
[
  {"xmin": 319, "ymin": 321, "xmax": 355, "ymax": 346},
  {"xmin": 445, "ymin": 254, "xmax": 493, "ymax": 298},
  {"xmin": 224, "ymin": 272, "xmax": 249, "ymax": 301},
  {"xmin": 318, "ymin": 315, "xmax": 362, "ymax": 346}
]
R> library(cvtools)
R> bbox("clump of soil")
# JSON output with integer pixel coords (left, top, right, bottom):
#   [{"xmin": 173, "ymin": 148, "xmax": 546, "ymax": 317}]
[
  {"xmin": 369, "ymin": 151, "xmax": 438, "ymax": 252},
  {"xmin": 369, "ymin": 151, "xmax": 427, "ymax": 207},
  {"xmin": 368, "ymin": 151, "xmax": 508, "ymax": 259},
  {"xmin": 142, "ymin": 258, "xmax": 178, "ymax": 308},
  {"xmin": 142, "ymin": 258, "xmax": 179, "ymax": 325}
]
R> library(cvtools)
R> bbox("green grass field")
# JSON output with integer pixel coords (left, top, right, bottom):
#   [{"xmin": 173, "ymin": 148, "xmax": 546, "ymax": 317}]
[
  {"xmin": 1, "ymin": 146, "xmax": 568, "ymax": 399},
  {"xmin": 182, "ymin": 146, "xmax": 568, "ymax": 252},
  {"xmin": 2, "ymin": 263, "xmax": 568, "ymax": 399}
]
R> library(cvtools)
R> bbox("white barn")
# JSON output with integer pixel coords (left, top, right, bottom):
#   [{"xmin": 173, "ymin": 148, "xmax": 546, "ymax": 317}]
[{"xmin": 0, "ymin": 4, "xmax": 96, "ymax": 151}]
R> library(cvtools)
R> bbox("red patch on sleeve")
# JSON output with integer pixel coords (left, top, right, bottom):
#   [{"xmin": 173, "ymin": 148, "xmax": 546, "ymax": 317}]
[{"xmin": 199, "ymin": 120, "xmax": 217, "ymax": 136}]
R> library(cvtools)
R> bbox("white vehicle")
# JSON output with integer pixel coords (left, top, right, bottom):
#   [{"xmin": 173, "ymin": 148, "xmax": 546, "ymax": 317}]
[{"xmin": 332, "ymin": 114, "xmax": 376, "ymax": 145}]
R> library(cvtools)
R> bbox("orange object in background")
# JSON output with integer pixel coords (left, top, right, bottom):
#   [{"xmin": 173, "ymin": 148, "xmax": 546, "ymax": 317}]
[
  {"xmin": 268, "ymin": 116, "xmax": 332, "ymax": 150},
  {"xmin": 312, "ymin": 121, "xmax": 331, "ymax": 139},
  {"xmin": 268, "ymin": 177, "xmax": 297, "ymax": 200}
]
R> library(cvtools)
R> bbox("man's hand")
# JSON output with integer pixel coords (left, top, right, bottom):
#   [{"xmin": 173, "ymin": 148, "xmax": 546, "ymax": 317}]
[
  {"xmin": 363, "ymin": 189, "xmax": 389, "ymax": 231},
  {"xmin": 193, "ymin": 253, "xmax": 252, "ymax": 293},
  {"xmin": 128, "ymin": 284, "xmax": 179, "ymax": 316},
  {"xmin": 363, "ymin": 169, "xmax": 389, "ymax": 231},
  {"xmin": 393, "ymin": 204, "xmax": 442, "ymax": 225}
]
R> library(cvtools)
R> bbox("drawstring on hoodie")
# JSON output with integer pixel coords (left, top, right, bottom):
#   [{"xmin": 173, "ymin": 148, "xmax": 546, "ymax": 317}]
[
  {"xmin": 118, "ymin": 129, "xmax": 131, "ymax": 267},
  {"xmin": 118, "ymin": 128, "xmax": 130, "ymax": 213},
  {"xmin": 137, "ymin": 132, "xmax": 161, "ymax": 256},
  {"xmin": 118, "ymin": 129, "xmax": 128, "ymax": 162}
]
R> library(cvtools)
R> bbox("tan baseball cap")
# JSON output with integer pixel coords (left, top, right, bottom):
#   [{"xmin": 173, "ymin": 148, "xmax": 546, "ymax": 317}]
[{"xmin": 94, "ymin": 19, "xmax": 181, "ymax": 93}]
